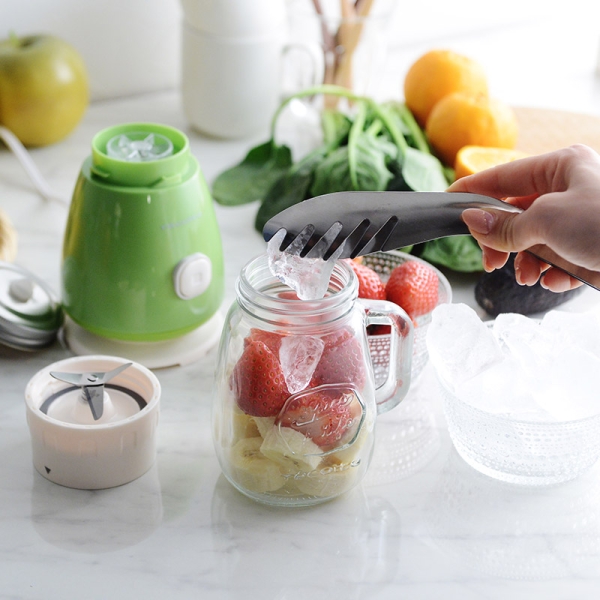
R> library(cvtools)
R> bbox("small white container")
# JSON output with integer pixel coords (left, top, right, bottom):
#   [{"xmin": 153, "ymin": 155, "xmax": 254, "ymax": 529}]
[
  {"xmin": 25, "ymin": 355, "xmax": 161, "ymax": 490},
  {"xmin": 180, "ymin": 0, "xmax": 287, "ymax": 139}
]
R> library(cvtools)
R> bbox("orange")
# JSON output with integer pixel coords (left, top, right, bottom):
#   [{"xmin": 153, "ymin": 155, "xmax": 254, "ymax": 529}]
[
  {"xmin": 425, "ymin": 92, "xmax": 519, "ymax": 167},
  {"xmin": 403, "ymin": 49, "xmax": 488, "ymax": 127},
  {"xmin": 454, "ymin": 146, "xmax": 529, "ymax": 179}
]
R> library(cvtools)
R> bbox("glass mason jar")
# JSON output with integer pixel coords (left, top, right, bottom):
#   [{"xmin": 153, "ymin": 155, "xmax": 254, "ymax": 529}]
[{"xmin": 213, "ymin": 254, "xmax": 413, "ymax": 506}]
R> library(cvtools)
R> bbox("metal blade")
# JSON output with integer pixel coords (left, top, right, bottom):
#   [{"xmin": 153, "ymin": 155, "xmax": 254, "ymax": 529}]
[
  {"xmin": 49, "ymin": 363, "xmax": 133, "ymax": 421},
  {"xmin": 98, "ymin": 362, "xmax": 133, "ymax": 385},
  {"xmin": 50, "ymin": 371, "xmax": 86, "ymax": 386},
  {"xmin": 83, "ymin": 385, "xmax": 105, "ymax": 421}
]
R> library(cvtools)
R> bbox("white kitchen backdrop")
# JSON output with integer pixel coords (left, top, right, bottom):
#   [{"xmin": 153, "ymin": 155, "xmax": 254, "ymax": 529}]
[{"xmin": 3, "ymin": 0, "xmax": 600, "ymax": 111}]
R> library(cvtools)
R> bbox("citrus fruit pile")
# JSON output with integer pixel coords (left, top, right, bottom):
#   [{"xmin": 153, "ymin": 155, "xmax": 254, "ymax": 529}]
[{"xmin": 403, "ymin": 49, "xmax": 526, "ymax": 178}]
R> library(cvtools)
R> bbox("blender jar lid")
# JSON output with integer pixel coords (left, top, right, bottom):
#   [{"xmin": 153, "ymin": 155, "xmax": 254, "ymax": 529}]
[{"xmin": 0, "ymin": 262, "xmax": 62, "ymax": 350}]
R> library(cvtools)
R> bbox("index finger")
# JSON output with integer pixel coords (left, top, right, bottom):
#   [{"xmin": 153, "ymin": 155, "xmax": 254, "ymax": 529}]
[{"xmin": 447, "ymin": 150, "xmax": 565, "ymax": 199}]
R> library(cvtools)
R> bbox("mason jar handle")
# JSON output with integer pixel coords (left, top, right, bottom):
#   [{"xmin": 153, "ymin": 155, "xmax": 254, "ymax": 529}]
[{"xmin": 360, "ymin": 299, "xmax": 414, "ymax": 415}]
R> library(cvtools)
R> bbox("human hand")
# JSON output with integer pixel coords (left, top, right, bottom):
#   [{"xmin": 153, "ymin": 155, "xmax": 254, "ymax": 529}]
[{"xmin": 448, "ymin": 144, "xmax": 600, "ymax": 292}]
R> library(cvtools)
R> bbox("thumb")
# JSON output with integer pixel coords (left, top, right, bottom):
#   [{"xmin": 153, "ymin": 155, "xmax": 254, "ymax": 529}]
[{"xmin": 461, "ymin": 208, "xmax": 533, "ymax": 252}]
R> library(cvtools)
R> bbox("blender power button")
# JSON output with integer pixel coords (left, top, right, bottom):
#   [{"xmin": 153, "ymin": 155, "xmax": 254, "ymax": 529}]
[{"xmin": 173, "ymin": 253, "xmax": 212, "ymax": 300}]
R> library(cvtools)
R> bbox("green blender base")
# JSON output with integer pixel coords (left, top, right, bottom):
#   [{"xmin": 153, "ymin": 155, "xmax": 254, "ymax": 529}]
[{"xmin": 63, "ymin": 312, "xmax": 224, "ymax": 369}]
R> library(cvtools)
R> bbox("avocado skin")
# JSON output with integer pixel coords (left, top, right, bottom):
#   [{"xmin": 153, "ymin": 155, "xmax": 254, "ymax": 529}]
[{"xmin": 475, "ymin": 254, "xmax": 584, "ymax": 317}]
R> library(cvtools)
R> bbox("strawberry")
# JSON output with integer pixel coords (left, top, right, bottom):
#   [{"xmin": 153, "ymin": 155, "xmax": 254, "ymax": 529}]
[
  {"xmin": 278, "ymin": 388, "xmax": 357, "ymax": 448},
  {"xmin": 244, "ymin": 328, "xmax": 285, "ymax": 355},
  {"xmin": 232, "ymin": 339, "xmax": 290, "ymax": 417},
  {"xmin": 345, "ymin": 259, "xmax": 386, "ymax": 300},
  {"xmin": 385, "ymin": 260, "xmax": 439, "ymax": 319},
  {"xmin": 311, "ymin": 327, "xmax": 366, "ymax": 389}
]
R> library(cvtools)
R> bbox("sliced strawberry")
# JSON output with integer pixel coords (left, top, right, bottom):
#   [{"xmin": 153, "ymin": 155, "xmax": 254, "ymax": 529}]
[
  {"xmin": 311, "ymin": 327, "xmax": 366, "ymax": 389},
  {"xmin": 278, "ymin": 291, "xmax": 300, "ymax": 300},
  {"xmin": 232, "ymin": 339, "xmax": 290, "ymax": 417},
  {"xmin": 278, "ymin": 388, "xmax": 359, "ymax": 448},
  {"xmin": 385, "ymin": 260, "xmax": 439, "ymax": 319},
  {"xmin": 244, "ymin": 328, "xmax": 285, "ymax": 355},
  {"xmin": 345, "ymin": 259, "xmax": 386, "ymax": 300}
]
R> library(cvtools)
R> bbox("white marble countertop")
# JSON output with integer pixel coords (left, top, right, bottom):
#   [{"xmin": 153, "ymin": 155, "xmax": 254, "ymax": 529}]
[{"xmin": 3, "ymin": 15, "xmax": 600, "ymax": 597}]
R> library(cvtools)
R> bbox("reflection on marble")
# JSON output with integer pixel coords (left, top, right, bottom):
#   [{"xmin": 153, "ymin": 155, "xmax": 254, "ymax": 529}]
[
  {"xmin": 424, "ymin": 448, "xmax": 600, "ymax": 581},
  {"xmin": 364, "ymin": 372, "xmax": 441, "ymax": 487},
  {"xmin": 31, "ymin": 464, "xmax": 163, "ymax": 553},
  {"xmin": 210, "ymin": 475, "xmax": 401, "ymax": 599}
]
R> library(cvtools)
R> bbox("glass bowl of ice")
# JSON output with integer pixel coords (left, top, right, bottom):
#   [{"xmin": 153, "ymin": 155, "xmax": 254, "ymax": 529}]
[
  {"xmin": 427, "ymin": 303, "xmax": 600, "ymax": 486},
  {"xmin": 363, "ymin": 251, "xmax": 452, "ymax": 383}
]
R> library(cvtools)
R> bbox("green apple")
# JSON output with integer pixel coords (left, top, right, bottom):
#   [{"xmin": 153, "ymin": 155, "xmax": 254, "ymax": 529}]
[{"xmin": 0, "ymin": 33, "xmax": 89, "ymax": 147}]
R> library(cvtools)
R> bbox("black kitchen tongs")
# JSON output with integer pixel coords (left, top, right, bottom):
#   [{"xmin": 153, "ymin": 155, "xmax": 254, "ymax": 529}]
[{"xmin": 263, "ymin": 191, "xmax": 600, "ymax": 291}]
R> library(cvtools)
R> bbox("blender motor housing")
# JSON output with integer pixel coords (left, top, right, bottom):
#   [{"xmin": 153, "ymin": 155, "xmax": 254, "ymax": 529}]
[{"xmin": 61, "ymin": 123, "xmax": 224, "ymax": 365}]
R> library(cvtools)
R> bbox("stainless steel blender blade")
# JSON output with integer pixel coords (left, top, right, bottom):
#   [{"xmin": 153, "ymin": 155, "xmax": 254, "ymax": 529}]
[{"xmin": 50, "ymin": 362, "xmax": 133, "ymax": 420}]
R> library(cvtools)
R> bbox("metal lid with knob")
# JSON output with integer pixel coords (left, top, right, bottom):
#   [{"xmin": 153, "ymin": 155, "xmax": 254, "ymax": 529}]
[{"xmin": 0, "ymin": 261, "xmax": 62, "ymax": 350}]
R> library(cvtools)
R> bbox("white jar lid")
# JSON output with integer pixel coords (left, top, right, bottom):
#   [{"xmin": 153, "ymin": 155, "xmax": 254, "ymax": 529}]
[
  {"xmin": 25, "ymin": 355, "xmax": 161, "ymax": 490},
  {"xmin": 181, "ymin": 0, "xmax": 286, "ymax": 37}
]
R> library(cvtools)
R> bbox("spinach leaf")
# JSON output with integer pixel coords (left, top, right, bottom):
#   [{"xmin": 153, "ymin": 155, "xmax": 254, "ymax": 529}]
[
  {"xmin": 310, "ymin": 133, "xmax": 396, "ymax": 196},
  {"xmin": 401, "ymin": 147, "xmax": 449, "ymax": 192},
  {"xmin": 310, "ymin": 100, "xmax": 397, "ymax": 195},
  {"xmin": 419, "ymin": 236, "xmax": 483, "ymax": 272},
  {"xmin": 321, "ymin": 110, "xmax": 352, "ymax": 147},
  {"xmin": 254, "ymin": 147, "xmax": 328, "ymax": 233},
  {"xmin": 212, "ymin": 140, "xmax": 293, "ymax": 206},
  {"xmin": 375, "ymin": 102, "xmax": 450, "ymax": 192}
]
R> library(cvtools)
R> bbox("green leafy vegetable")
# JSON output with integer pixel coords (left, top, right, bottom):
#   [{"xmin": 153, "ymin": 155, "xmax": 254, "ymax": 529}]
[
  {"xmin": 212, "ymin": 84, "xmax": 483, "ymax": 272},
  {"xmin": 418, "ymin": 236, "xmax": 483, "ymax": 272},
  {"xmin": 254, "ymin": 147, "xmax": 328, "ymax": 232},
  {"xmin": 212, "ymin": 140, "xmax": 292, "ymax": 206}
]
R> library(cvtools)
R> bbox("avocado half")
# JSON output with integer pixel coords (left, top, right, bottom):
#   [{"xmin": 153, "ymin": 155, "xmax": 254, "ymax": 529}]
[{"xmin": 475, "ymin": 254, "xmax": 584, "ymax": 317}]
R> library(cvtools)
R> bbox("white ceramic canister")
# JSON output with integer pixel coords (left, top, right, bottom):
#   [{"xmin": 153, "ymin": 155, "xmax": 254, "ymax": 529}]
[{"xmin": 181, "ymin": 0, "xmax": 288, "ymax": 139}]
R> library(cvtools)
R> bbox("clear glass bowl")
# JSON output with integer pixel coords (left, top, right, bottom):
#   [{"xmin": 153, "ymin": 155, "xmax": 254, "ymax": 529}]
[
  {"xmin": 363, "ymin": 250, "xmax": 452, "ymax": 383},
  {"xmin": 439, "ymin": 374, "xmax": 600, "ymax": 486}
]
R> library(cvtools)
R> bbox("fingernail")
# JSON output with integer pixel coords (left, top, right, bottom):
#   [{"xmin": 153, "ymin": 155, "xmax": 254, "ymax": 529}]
[
  {"xmin": 462, "ymin": 209, "xmax": 495, "ymax": 235},
  {"xmin": 514, "ymin": 263, "xmax": 524, "ymax": 285},
  {"xmin": 481, "ymin": 255, "xmax": 494, "ymax": 273},
  {"xmin": 541, "ymin": 276, "xmax": 571, "ymax": 292}
]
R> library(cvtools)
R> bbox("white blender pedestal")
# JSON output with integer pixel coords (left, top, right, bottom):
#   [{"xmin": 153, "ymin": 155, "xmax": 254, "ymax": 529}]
[{"xmin": 63, "ymin": 311, "xmax": 224, "ymax": 370}]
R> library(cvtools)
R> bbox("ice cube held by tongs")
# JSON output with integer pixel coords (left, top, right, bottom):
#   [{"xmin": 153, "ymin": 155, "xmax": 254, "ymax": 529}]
[{"xmin": 262, "ymin": 191, "xmax": 600, "ymax": 291}]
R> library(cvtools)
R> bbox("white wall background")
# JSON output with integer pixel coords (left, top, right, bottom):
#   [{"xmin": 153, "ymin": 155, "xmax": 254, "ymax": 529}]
[
  {"xmin": 4, "ymin": 0, "xmax": 182, "ymax": 101},
  {"xmin": 3, "ymin": 0, "xmax": 600, "ymax": 110}
]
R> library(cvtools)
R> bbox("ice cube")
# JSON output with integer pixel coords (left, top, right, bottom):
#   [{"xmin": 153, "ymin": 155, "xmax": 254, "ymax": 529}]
[
  {"xmin": 279, "ymin": 335, "xmax": 324, "ymax": 394},
  {"xmin": 531, "ymin": 345, "xmax": 600, "ymax": 421},
  {"xmin": 493, "ymin": 313, "xmax": 557, "ymax": 365},
  {"xmin": 541, "ymin": 310, "xmax": 600, "ymax": 359},
  {"xmin": 106, "ymin": 133, "xmax": 173, "ymax": 162},
  {"xmin": 455, "ymin": 356, "xmax": 554, "ymax": 420},
  {"xmin": 266, "ymin": 229, "xmax": 345, "ymax": 300},
  {"xmin": 426, "ymin": 303, "xmax": 504, "ymax": 389}
]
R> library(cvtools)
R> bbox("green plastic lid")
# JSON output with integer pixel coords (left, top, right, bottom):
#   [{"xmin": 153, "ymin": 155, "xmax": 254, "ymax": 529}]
[{"xmin": 90, "ymin": 123, "xmax": 191, "ymax": 188}]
